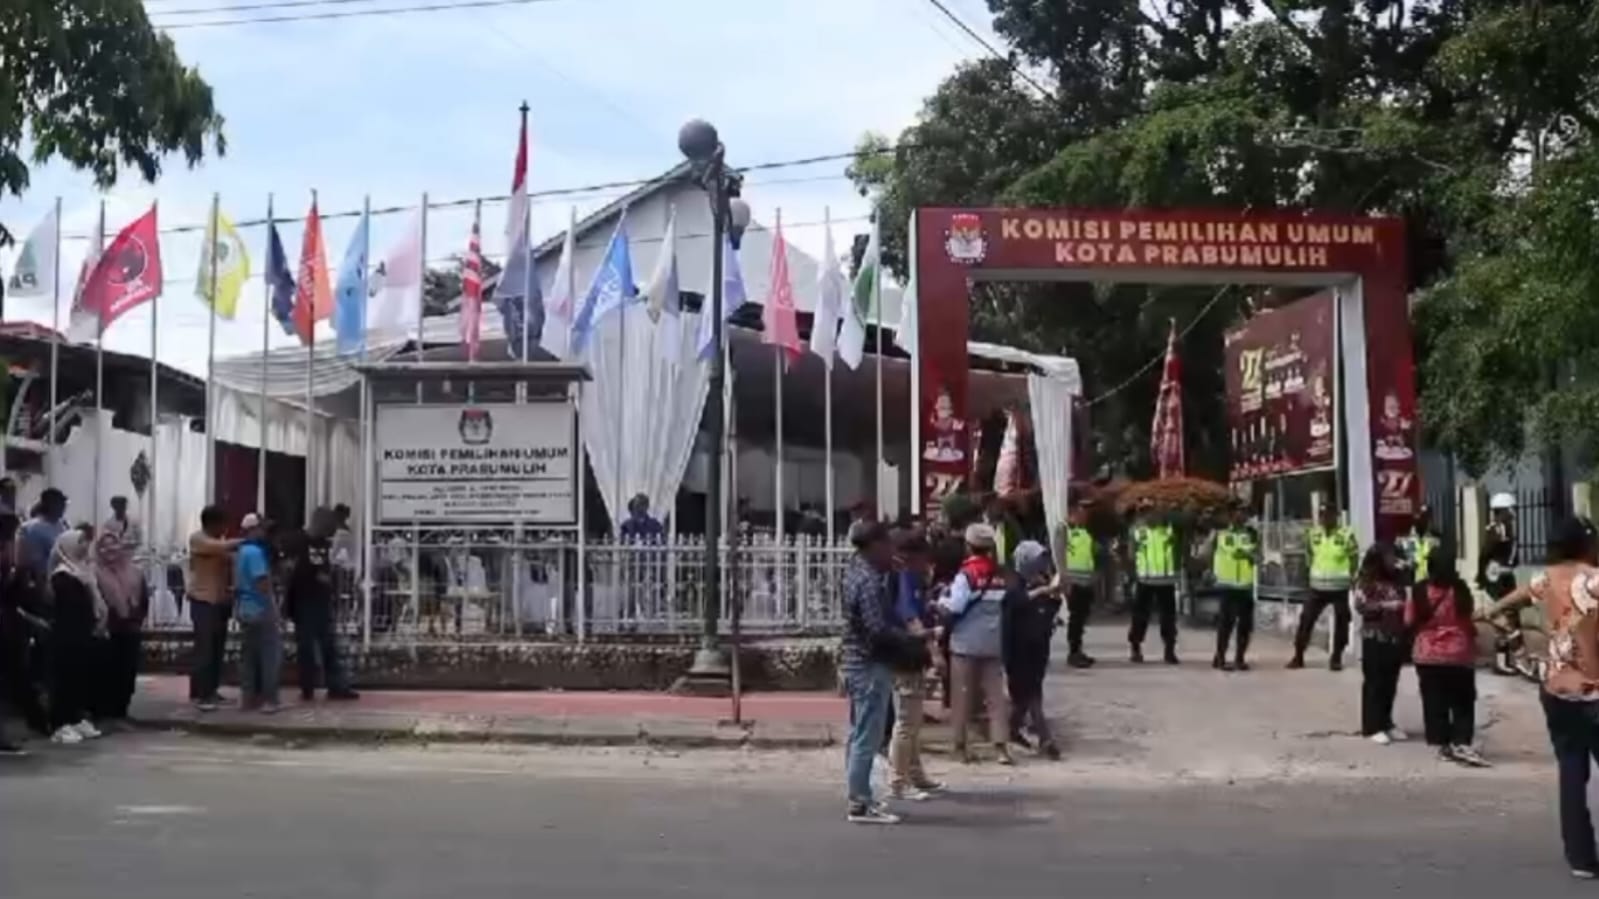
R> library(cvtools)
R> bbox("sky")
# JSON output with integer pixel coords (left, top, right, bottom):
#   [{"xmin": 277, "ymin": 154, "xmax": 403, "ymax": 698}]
[{"xmin": 0, "ymin": 0, "xmax": 998, "ymax": 376}]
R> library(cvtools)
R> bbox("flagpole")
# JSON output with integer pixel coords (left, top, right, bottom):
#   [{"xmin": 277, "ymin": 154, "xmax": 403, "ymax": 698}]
[
  {"xmin": 204, "ymin": 193, "xmax": 220, "ymax": 503},
  {"xmin": 774, "ymin": 346, "xmax": 784, "ymax": 545},
  {"xmin": 46, "ymin": 196, "xmax": 62, "ymax": 483},
  {"xmin": 358, "ymin": 193, "xmax": 372, "ymax": 651},
  {"xmin": 258, "ymin": 195, "xmax": 273, "ymax": 514},
  {"xmin": 872, "ymin": 215, "xmax": 885, "ymax": 520},
  {"xmin": 410, "ymin": 192, "xmax": 427, "ymax": 631},
  {"xmin": 148, "ymin": 199, "xmax": 161, "ymax": 555},
  {"xmin": 907, "ymin": 213, "xmax": 921, "ymax": 521},
  {"xmin": 305, "ymin": 190, "xmax": 317, "ymax": 523},
  {"xmin": 824, "ymin": 360, "xmax": 834, "ymax": 545},
  {"xmin": 519, "ymin": 101, "xmax": 531, "ymax": 363},
  {"xmin": 90, "ymin": 199, "xmax": 107, "ymax": 519}
]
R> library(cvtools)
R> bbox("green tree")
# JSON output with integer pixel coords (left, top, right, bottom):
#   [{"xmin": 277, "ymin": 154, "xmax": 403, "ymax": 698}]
[{"xmin": 1, "ymin": 1, "xmax": 225, "ymax": 243}]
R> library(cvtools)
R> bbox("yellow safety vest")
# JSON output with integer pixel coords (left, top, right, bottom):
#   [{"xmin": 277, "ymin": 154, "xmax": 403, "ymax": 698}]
[
  {"xmin": 1399, "ymin": 530, "xmax": 1437, "ymax": 583},
  {"xmin": 1212, "ymin": 528, "xmax": 1256, "ymax": 589},
  {"xmin": 1064, "ymin": 527, "xmax": 1095, "ymax": 584},
  {"xmin": 1309, "ymin": 526, "xmax": 1357, "ymax": 590},
  {"xmin": 1134, "ymin": 524, "xmax": 1177, "ymax": 584}
]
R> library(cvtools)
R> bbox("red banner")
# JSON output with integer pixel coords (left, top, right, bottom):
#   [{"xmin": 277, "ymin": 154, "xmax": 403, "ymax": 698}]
[
  {"xmin": 1224, "ymin": 291, "xmax": 1337, "ymax": 481},
  {"xmin": 80, "ymin": 205, "xmax": 163, "ymax": 333}
]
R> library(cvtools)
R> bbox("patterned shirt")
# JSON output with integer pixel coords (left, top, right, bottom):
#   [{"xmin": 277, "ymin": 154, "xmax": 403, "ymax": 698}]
[
  {"xmin": 1531, "ymin": 565, "xmax": 1599, "ymax": 701},
  {"xmin": 840, "ymin": 555, "xmax": 896, "ymax": 676},
  {"xmin": 1353, "ymin": 579, "xmax": 1406, "ymax": 643}
]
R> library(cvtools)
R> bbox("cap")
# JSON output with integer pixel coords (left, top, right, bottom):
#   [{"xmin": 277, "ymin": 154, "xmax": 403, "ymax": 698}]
[
  {"xmin": 240, "ymin": 513, "xmax": 262, "ymax": 530},
  {"xmin": 963, "ymin": 522, "xmax": 997, "ymax": 548}
]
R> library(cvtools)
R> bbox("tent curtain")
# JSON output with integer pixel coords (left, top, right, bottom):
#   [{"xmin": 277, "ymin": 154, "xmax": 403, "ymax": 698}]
[
  {"xmin": 152, "ymin": 418, "xmax": 210, "ymax": 549},
  {"xmin": 1027, "ymin": 374, "xmax": 1078, "ymax": 559},
  {"xmin": 581, "ymin": 304, "xmax": 711, "ymax": 532}
]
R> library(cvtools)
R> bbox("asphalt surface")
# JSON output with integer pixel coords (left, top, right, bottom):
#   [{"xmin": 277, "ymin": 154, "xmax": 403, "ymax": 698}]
[{"xmin": 0, "ymin": 733, "xmax": 1586, "ymax": 898}]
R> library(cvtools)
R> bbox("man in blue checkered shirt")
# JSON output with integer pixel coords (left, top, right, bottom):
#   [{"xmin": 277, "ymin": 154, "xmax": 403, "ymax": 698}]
[{"xmin": 840, "ymin": 520, "xmax": 908, "ymax": 824}]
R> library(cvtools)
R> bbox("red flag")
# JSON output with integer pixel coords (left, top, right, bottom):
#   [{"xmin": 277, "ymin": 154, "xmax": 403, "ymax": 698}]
[
  {"xmin": 461, "ymin": 205, "xmax": 484, "ymax": 361},
  {"xmin": 292, "ymin": 200, "xmax": 332, "ymax": 345},
  {"xmin": 761, "ymin": 209, "xmax": 803, "ymax": 367},
  {"xmin": 994, "ymin": 409, "xmax": 1023, "ymax": 497},
  {"xmin": 79, "ymin": 204, "xmax": 163, "ymax": 335},
  {"xmin": 1150, "ymin": 320, "xmax": 1186, "ymax": 478}
]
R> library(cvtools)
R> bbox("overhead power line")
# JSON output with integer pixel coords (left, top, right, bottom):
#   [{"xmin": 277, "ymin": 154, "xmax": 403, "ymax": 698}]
[
  {"xmin": 919, "ymin": 0, "xmax": 1056, "ymax": 102},
  {"xmin": 151, "ymin": 0, "xmax": 433, "ymax": 16},
  {"xmin": 152, "ymin": 0, "xmax": 564, "ymax": 29}
]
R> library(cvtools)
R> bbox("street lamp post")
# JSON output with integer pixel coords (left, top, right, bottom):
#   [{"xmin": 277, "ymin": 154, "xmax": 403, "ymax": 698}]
[{"xmin": 675, "ymin": 118, "xmax": 749, "ymax": 694}]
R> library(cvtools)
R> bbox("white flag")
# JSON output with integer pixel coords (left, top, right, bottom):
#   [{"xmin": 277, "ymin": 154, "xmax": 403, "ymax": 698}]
[
  {"xmin": 809, "ymin": 208, "xmax": 845, "ymax": 366},
  {"xmin": 366, "ymin": 208, "xmax": 424, "ymax": 337},
  {"xmin": 6, "ymin": 206, "xmax": 58, "ymax": 300},
  {"xmin": 892, "ymin": 210, "xmax": 918, "ymax": 355},
  {"xmin": 837, "ymin": 220, "xmax": 878, "ymax": 370},
  {"xmin": 644, "ymin": 206, "xmax": 684, "ymax": 362},
  {"xmin": 66, "ymin": 205, "xmax": 105, "ymax": 343},
  {"xmin": 538, "ymin": 207, "xmax": 577, "ymax": 360}
]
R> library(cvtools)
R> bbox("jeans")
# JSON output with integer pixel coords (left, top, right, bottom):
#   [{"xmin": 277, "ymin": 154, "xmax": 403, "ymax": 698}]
[
  {"xmin": 239, "ymin": 616, "xmax": 282, "ymax": 708},
  {"xmin": 1214, "ymin": 588, "xmax": 1255, "ymax": 661},
  {"xmin": 1129, "ymin": 583, "xmax": 1177, "ymax": 650},
  {"xmin": 1293, "ymin": 589, "xmax": 1352, "ymax": 661},
  {"xmin": 1416, "ymin": 664, "xmax": 1475, "ymax": 746},
  {"xmin": 950, "ymin": 653, "xmax": 1008, "ymax": 752},
  {"xmin": 1543, "ymin": 691, "xmax": 1599, "ymax": 871},
  {"xmin": 188, "ymin": 601, "xmax": 232, "ymax": 701},
  {"xmin": 889, "ymin": 671, "xmax": 930, "ymax": 791},
  {"xmin": 1360, "ymin": 638, "xmax": 1405, "ymax": 736},
  {"xmin": 1065, "ymin": 584, "xmax": 1094, "ymax": 654},
  {"xmin": 844, "ymin": 663, "xmax": 893, "ymax": 806},
  {"xmin": 293, "ymin": 600, "xmax": 349, "ymax": 695}
]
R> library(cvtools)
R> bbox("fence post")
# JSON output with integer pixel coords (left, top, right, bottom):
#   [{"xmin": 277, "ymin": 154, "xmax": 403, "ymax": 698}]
[{"xmin": 797, "ymin": 535, "xmax": 810, "ymax": 630}]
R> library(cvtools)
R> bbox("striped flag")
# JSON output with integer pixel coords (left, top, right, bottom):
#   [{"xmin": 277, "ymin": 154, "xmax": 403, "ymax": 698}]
[
  {"xmin": 1150, "ymin": 320, "xmax": 1185, "ymax": 478},
  {"xmin": 461, "ymin": 203, "xmax": 484, "ymax": 361}
]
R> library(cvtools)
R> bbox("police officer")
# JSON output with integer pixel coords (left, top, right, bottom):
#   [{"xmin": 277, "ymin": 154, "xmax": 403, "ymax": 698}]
[
  {"xmin": 1290, "ymin": 504, "xmax": 1358, "ymax": 671},
  {"xmin": 1396, "ymin": 505, "xmax": 1441, "ymax": 584},
  {"xmin": 1211, "ymin": 501, "xmax": 1260, "ymax": 672},
  {"xmin": 1127, "ymin": 499, "xmax": 1179, "ymax": 665},
  {"xmin": 1060, "ymin": 499, "xmax": 1098, "ymax": 669},
  {"xmin": 1477, "ymin": 492, "xmax": 1521, "ymax": 675}
]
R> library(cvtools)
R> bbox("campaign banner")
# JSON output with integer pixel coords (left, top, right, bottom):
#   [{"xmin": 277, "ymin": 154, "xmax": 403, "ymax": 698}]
[
  {"xmin": 377, "ymin": 402, "xmax": 577, "ymax": 523},
  {"xmin": 1224, "ymin": 291, "xmax": 1337, "ymax": 481}
]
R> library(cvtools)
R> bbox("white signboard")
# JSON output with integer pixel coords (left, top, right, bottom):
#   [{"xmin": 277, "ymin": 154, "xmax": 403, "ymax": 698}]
[{"xmin": 377, "ymin": 402, "xmax": 577, "ymax": 523}]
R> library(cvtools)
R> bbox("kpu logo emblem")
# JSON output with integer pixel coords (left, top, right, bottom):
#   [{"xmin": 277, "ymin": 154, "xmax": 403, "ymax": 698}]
[
  {"xmin": 944, "ymin": 212, "xmax": 987, "ymax": 265},
  {"xmin": 458, "ymin": 408, "xmax": 493, "ymax": 446}
]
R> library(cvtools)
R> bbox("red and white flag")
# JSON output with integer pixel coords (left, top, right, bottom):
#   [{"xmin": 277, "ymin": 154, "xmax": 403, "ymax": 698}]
[
  {"xmin": 994, "ymin": 410, "xmax": 1023, "ymax": 497},
  {"xmin": 761, "ymin": 209, "xmax": 803, "ymax": 368},
  {"xmin": 78, "ymin": 203, "xmax": 163, "ymax": 337},
  {"xmin": 1150, "ymin": 320, "xmax": 1185, "ymax": 478},
  {"xmin": 461, "ymin": 203, "xmax": 484, "ymax": 361}
]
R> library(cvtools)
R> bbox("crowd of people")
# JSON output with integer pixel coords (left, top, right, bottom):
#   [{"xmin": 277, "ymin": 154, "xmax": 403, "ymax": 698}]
[{"xmin": 0, "ymin": 483, "xmax": 360, "ymax": 754}]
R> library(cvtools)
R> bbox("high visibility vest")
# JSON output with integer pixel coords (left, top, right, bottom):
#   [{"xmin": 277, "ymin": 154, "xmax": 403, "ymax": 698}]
[
  {"xmin": 1134, "ymin": 524, "xmax": 1177, "ymax": 585},
  {"xmin": 1309, "ymin": 526, "xmax": 1357, "ymax": 590},
  {"xmin": 1398, "ymin": 530, "xmax": 1438, "ymax": 584},
  {"xmin": 1064, "ymin": 527, "xmax": 1095, "ymax": 584},
  {"xmin": 1212, "ymin": 528, "xmax": 1256, "ymax": 589}
]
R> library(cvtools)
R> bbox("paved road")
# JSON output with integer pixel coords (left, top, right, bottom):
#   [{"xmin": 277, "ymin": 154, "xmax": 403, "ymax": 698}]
[{"xmin": 0, "ymin": 733, "xmax": 1584, "ymax": 898}]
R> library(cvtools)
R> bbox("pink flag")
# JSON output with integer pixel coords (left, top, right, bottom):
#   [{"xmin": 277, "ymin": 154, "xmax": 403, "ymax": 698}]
[
  {"xmin": 761, "ymin": 209, "xmax": 803, "ymax": 368},
  {"xmin": 1150, "ymin": 320, "xmax": 1186, "ymax": 478},
  {"xmin": 461, "ymin": 204, "xmax": 483, "ymax": 361}
]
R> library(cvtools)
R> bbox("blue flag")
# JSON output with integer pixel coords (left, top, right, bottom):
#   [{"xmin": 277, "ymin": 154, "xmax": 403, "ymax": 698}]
[
  {"xmin": 267, "ymin": 223, "xmax": 297, "ymax": 337},
  {"xmin": 696, "ymin": 235, "xmax": 749, "ymax": 361},
  {"xmin": 332, "ymin": 210, "xmax": 370, "ymax": 355},
  {"xmin": 569, "ymin": 215, "xmax": 637, "ymax": 356},
  {"xmin": 493, "ymin": 239, "xmax": 545, "ymax": 360}
]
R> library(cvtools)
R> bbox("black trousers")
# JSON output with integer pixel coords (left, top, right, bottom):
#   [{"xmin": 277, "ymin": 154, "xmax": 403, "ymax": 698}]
[
  {"xmin": 91, "ymin": 628, "xmax": 141, "ymax": 720},
  {"xmin": 1292, "ymin": 589, "xmax": 1351, "ymax": 660},
  {"xmin": 188, "ymin": 601, "xmax": 231, "ymax": 701},
  {"xmin": 1065, "ymin": 584, "xmax": 1094, "ymax": 653},
  {"xmin": 1361, "ymin": 638, "xmax": 1406, "ymax": 736},
  {"xmin": 1543, "ymin": 691, "xmax": 1599, "ymax": 871},
  {"xmin": 48, "ymin": 626, "xmax": 93, "ymax": 730},
  {"xmin": 1128, "ymin": 583, "xmax": 1177, "ymax": 649},
  {"xmin": 293, "ymin": 600, "xmax": 349, "ymax": 695},
  {"xmin": 0, "ymin": 610, "xmax": 47, "ymax": 734},
  {"xmin": 1416, "ymin": 664, "xmax": 1475, "ymax": 746},
  {"xmin": 1007, "ymin": 640, "xmax": 1053, "ymax": 743},
  {"xmin": 1214, "ymin": 588, "xmax": 1254, "ymax": 660}
]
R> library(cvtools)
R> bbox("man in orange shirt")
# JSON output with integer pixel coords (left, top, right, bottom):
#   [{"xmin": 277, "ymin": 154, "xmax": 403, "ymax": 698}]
[{"xmin": 188, "ymin": 505, "xmax": 240, "ymax": 711}]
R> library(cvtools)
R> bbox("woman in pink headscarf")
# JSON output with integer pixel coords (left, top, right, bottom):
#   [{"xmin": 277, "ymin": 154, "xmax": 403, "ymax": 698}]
[{"xmin": 92, "ymin": 528, "xmax": 147, "ymax": 724}]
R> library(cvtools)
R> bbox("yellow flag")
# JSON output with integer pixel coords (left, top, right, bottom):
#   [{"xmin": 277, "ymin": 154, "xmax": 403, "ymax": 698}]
[{"xmin": 195, "ymin": 208, "xmax": 250, "ymax": 319}]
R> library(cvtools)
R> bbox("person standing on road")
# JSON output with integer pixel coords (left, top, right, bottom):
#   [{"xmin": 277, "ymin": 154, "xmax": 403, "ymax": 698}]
[
  {"xmin": 1005, "ymin": 540, "xmax": 1061, "ymax": 760},
  {"xmin": 91, "ymin": 526, "xmax": 147, "ymax": 725},
  {"xmin": 234, "ymin": 514, "xmax": 282, "ymax": 714},
  {"xmin": 1209, "ymin": 502, "xmax": 1259, "ymax": 672},
  {"xmin": 0, "ymin": 509, "xmax": 48, "ymax": 751},
  {"xmin": 1127, "ymin": 500, "xmax": 1180, "ymax": 665},
  {"xmin": 886, "ymin": 530, "xmax": 944, "ymax": 800},
  {"xmin": 46, "ymin": 527, "xmax": 104, "ymax": 744},
  {"xmin": 1060, "ymin": 500, "xmax": 1098, "ymax": 669},
  {"xmin": 288, "ymin": 507, "xmax": 359, "ymax": 703},
  {"xmin": 939, "ymin": 523, "xmax": 1015, "ymax": 766},
  {"xmin": 1406, "ymin": 550, "xmax": 1488, "ymax": 767},
  {"xmin": 187, "ymin": 505, "xmax": 239, "ymax": 711},
  {"xmin": 1396, "ymin": 505, "xmax": 1440, "ymax": 585},
  {"xmin": 1290, "ymin": 505, "xmax": 1358, "ymax": 671},
  {"xmin": 1479, "ymin": 493, "xmax": 1523, "ymax": 675},
  {"xmin": 1352, "ymin": 543, "xmax": 1408, "ymax": 745},
  {"xmin": 18, "ymin": 488, "xmax": 69, "ymax": 584}
]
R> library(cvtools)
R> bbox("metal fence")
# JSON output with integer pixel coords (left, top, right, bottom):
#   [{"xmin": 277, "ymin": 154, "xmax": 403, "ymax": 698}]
[{"xmin": 143, "ymin": 532, "xmax": 853, "ymax": 643}]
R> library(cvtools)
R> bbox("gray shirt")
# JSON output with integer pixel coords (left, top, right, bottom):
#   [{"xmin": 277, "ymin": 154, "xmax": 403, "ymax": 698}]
[{"xmin": 939, "ymin": 569, "xmax": 1008, "ymax": 658}]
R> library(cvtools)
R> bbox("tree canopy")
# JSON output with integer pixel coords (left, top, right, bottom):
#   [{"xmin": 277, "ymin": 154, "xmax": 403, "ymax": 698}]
[
  {"xmin": 1, "ymin": 1, "xmax": 225, "ymax": 243},
  {"xmin": 850, "ymin": 0, "xmax": 1599, "ymax": 478}
]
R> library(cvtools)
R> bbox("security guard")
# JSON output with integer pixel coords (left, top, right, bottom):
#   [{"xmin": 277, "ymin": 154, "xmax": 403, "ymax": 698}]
[
  {"xmin": 1127, "ymin": 498, "xmax": 1180, "ymax": 665},
  {"xmin": 1210, "ymin": 501, "xmax": 1260, "ymax": 672},
  {"xmin": 1060, "ymin": 499, "xmax": 1098, "ymax": 669},
  {"xmin": 1396, "ymin": 505, "xmax": 1440, "ymax": 584},
  {"xmin": 1290, "ymin": 504, "xmax": 1359, "ymax": 671}
]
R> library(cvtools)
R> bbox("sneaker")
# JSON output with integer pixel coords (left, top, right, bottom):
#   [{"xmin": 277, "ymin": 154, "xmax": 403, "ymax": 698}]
[
  {"xmin": 1211, "ymin": 655, "xmax": 1226, "ymax": 670},
  {"xmin": 1286, "ymin": 657, "xmax": 1305, "ymax": 670},
  {"xmin": 1009, "ymin": 731, "xmax": 1034, "ymax": 750},
  {"xmin": 1067, "ymin": 651, "xmax": 1096, "ymax": 669},
  {"xmin": 1571, "ymin": 867, "xmax": 1598, "ymax": 880},
  {"xmin": 912, "ymin": 780, "xmax": 947, "ymax": 795},
  {"xmin": 846, "ymin": 802, "xmax": 902, "ymax": 825},
  {"xmin": 1129, "ymin": 646, "xmax": 1145, "ymax": 664},
  {"xmin": 1452, "ymin": 745, "xmax": 1492, "ymax": 768},
  {"xmin": 1385, "ymin": 727, "xmax": 1409, "ymax": 743},
  {"xmin": 1164, "ymin": 649, "xmax": 1181, "ymax": 665},
  {"xmin": 1369, "ymin": 731, "xmax": 1392, "ymax": 746},
  {"xmin": 327, "ymin": 689, "xmax": 361, "ymax": 701},
  {"xmin": 194, "ymin": 699, "xmax": 219, "ymax": 713},
  {"xmin": 1329, "ymin": 657, "xmax": 1344, "ymax": 672},
  {"xmin": 995, "ymin": 745, "xmax": 1016, "ymax": 767},
  {"xmin": 1234, "ymin": 659, "xmax": 1251, "ymax": 672},
  {"xmin": 1041, "ymin": 743, "xmax": 1062, "ymax": 761},
  {"xmin": 259, "ymin": 702, "xmax": 282, "ymax": 715},
  {"xmin": 73, "ymin": 721, "xmax": 102, "ymax": 740},
  {"xmin": 1438, "ymin": 745, "xmax": 1460, "ymax": 763},
  {"xmin": 890, "ymin": 785, "xmax": 938, "ymax": 802},
  {"xmin": 50, "ymin": 726, "xmax": 83, "ymax": 745},
  {"xmin": 0, "ymin": 739, "xmax": 29, "ymax": 757}
]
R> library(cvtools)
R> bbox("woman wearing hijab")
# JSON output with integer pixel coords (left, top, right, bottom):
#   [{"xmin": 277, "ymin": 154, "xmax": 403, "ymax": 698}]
[
  {"xmin": 92, "ymin": 528, "xmax": 146, "ymax": 724},
  {"xmin": 48, "ymin": 527, "xmax": 105, "ymax": 744}
]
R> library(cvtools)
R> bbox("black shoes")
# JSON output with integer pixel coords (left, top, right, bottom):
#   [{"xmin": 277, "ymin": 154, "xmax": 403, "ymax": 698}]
[{"xmin": 1067, "ymin": 651, "xmax": 1096, "ymax": 669}]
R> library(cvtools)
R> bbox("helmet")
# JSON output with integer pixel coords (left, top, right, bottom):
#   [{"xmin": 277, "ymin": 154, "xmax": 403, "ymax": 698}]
[{"xmin": 1489, "ymin": 492, "xmax": 1516, "ymax": 511}]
